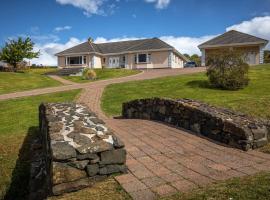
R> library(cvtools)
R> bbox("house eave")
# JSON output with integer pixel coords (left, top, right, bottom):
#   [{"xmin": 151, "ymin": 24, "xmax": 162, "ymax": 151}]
[{"xmin": 198, "ymin": 41, "xmax": 268, "ymax": 50}]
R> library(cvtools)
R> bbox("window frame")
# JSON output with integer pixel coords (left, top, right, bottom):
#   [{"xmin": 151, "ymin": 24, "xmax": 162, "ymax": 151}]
[
  {"xmin": 66, "ymin": 56, "xmax": 86, "ymax": 66},
  {"xmin": 135, "ymin": 53, "xmax": 151, "ymax": 64}
]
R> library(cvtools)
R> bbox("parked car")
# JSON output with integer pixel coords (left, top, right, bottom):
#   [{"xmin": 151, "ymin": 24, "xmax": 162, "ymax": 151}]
[{"xmin": 184, "ymin": 61, "xmax": 197, "ymax": 68}]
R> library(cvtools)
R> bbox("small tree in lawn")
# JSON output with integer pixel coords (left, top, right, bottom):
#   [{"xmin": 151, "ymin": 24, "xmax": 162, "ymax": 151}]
[
  {"xmin": 206, "ymin": 49, "xmax": 249, "ymax": 90},
  {"xmin": 0, "ymin": 37, "xmax": 39, "ymax": 71},
  {"xmin": 264, "ymin": 50, "xmax": 270, "ymax": 63}
]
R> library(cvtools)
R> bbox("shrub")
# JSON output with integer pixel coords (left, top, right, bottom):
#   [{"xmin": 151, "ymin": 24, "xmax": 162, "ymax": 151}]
[
  {"xmin": 82, "ymin": 68, "xmax": 97, "ymax": 80},
  {"xmin": 206, "ymin": 49, "xmax": 249, "ymax": 90}
]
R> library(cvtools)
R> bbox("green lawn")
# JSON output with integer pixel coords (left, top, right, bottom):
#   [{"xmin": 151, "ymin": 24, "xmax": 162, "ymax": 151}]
[
  {"xmin": 101, "ymin": 64, "xmax": 270, "ymax": 119},
  {"xmin": 0, "ymin": 68, "xmax": 61, "ymax": 94},
  {"xmin": 63, "ymin": 68, "xmax": 141, "ymax": 83},
  {"xmin": 0, "ymin": 90, "xmax": 81, "ymax": 199}
]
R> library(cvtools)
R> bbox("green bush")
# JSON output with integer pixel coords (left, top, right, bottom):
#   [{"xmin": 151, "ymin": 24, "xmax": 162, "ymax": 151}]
[
  {"xmin": 82, "ymin": 68, "xmax": 97, "ymax": 80},
  {"xmin": 206, "ymin": 49, "xmax": 249, "ymax": 90}
]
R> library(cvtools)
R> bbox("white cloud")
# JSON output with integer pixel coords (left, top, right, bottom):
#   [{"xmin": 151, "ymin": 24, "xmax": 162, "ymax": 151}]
[
  {"xmin": 94, "ymin": 36, "xmax": 145, "ymax": 43},
  {"xmin": 160, "ymin": 35, "xmax": 217, "ymax": 55},
  {"xmin": 145, "ymin": 0, "xmax": 170, "ymax": 9},
  {"xmin": 31, "ymin": 37, "xmax": 84, "ymax": 66},
  {"xmin": 56, "ymin": 0, "xmax": 105, "ymax": 16},
  {"xmin": 226, "ymin": 16, "xmax": 270, "ymax": 48},
  {"xmin": 54, "ymin": 25, "xmax": 72, "ymax": 32}
]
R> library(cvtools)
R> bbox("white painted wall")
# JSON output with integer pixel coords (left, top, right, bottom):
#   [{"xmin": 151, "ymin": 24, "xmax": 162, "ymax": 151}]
[
  {"xmin": 201, "ymin": 49, "xmax": 206, "ymax": 67},
  {"xmin": 93, "ymin": 55, "xmax": 102, "ymax": 68},
  {"xmin": 171, "ymin": 52, "xmax": 184, "ymax": 68}
]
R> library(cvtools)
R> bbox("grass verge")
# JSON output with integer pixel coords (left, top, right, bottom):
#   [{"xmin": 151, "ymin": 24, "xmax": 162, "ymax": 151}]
[{"xmin": 0, "ymin": 68, "xmax": 61, "ymax": 94}]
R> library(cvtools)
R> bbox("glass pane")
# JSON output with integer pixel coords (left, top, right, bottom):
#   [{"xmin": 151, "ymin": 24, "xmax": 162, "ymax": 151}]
[
  {"xmin": 138, "ymin": 54, "xmax": 147, "ymax": 62},
  {"xmin": 68, "ymin": 57, "xmax": 82, "ymax": 64}
]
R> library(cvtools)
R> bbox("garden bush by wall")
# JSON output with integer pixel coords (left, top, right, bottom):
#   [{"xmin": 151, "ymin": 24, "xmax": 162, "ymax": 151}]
[
  {"xmin": 29, "ymin": 103, "xmax": 126, "ymax": 199},
  {"xmin": 122, "ymin": 98, "xmax": 269, "ymax": 151}
]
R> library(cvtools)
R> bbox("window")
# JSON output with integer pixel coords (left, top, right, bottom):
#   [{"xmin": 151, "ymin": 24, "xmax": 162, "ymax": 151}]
[
  {"xmin": 103, "ymin": 58, "xmax": 106, "ymax": 63},
  {"xmin": 148, "ymin": 54, "xmax": 151, "ymax": 63},
  {"xmin": 67, "ymin": 56, "xmax": 83, "ymax": 65},
  {"xmin": 138, "ymin": 54, "xmax": 147, "ymax": 63},
  {"xmin": 83, "ymin": 56, "xmax": 86, "ymax": 64},
  {"xmin": 134, "ymin": 53, "xmax": 151, "ymax": 64}
]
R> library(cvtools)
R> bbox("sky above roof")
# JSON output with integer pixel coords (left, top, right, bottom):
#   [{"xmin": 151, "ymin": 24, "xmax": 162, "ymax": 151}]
[{"xmin": 0, "ymin": 0, "xmax": 270, "ymax": 65}]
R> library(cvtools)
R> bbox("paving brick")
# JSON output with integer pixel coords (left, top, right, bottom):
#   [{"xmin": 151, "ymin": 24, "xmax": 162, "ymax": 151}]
[
  {"xmin": 159, "ymin": 173, "xmax": 183, "ymax": 183},
  {"xmin": 142, "ymin": 176, "xmax": 166, "ymax": 188},
  {"xmin": 151, "ymin": 184, "xmax": 177, "ymax": 197},
  {"xmin": 121, "ymin": 179, "xmax": 148, "ymax": 193},
  {"xmin": 129, "ymin": 189, "xmax": 157, "ymax": 200},
  {"xmin": 115, "ymin": 173, "xmax": 137, "ymax": 184},
  {"xmin": 151, "ymin": 166, "xmax": 171, "ymax": 176},
  {"xmin": 171, "ymin": 179, "xmax": 197, "ymax": 192},
  {"xmin": 133, "ymin": 167, "xmax": 155, "ymax": 179}
]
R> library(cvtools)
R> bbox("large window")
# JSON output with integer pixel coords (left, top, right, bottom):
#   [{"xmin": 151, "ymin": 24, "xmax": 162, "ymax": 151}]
[
  {"xmin": 138, "ymin": 54, "xmax": 147, "ymax": 63},
  {"xmin": 66, "ymin": 56, "xmax": 86, "ymax": 65},
  {"xmin": 134, "ymin": 53, "xmax": 151, "ymax": 64}
]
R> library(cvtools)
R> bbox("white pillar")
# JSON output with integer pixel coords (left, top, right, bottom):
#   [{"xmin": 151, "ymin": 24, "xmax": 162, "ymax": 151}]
[
  {"xmin": 201, "ymin": 49, "xmax": 206, "ymax": 67},
  {"xmin": 259, "ymin": 45, "xmax": 265, "ymax": 64},
  {"xmin": 168, "ymin": 51, "xmax": 173, "ymax": 68}
]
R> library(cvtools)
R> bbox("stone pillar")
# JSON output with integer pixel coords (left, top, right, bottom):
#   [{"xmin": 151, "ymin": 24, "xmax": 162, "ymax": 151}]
[{"xmin": 201, "ymin": 49, "xmax": 206, "ymax": 67}]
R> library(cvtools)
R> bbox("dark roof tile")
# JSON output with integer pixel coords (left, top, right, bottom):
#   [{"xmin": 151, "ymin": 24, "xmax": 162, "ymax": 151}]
[
  {"xmin": 198, "ymin": 30, "xmax": 268, "ymax": 48},
  {"xmin": 56, "ymin": 38, "xmax": 173, "ymax": 56}
]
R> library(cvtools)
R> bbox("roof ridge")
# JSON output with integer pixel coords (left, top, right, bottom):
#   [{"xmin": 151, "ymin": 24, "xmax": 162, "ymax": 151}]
[
  {"xmin": 88, "ymin": 42, "xmax": 97, "ymax": 53},
  {"xmin": 153, "ymin": 37, "xmax": 174, "ymax": 49}
]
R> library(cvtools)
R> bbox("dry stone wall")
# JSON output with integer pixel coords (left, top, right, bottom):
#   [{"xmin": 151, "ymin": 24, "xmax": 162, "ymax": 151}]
[
  {"xmin": 122, "ymin": 98, "xmax": 269, "ymax": 151},
  {"xmin": 29, "ymin": 103, "xmax": 126, "ymax": 199}
]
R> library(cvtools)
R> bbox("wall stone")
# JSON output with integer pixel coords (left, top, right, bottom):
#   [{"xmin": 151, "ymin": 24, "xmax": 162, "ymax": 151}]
[
  {"xmin": 122, "ymin": 98, "xmax": 269, "ymax": 151},
  {"xmin": 29, "ymin": 103, "xmax": 126, "ymax": 199}
]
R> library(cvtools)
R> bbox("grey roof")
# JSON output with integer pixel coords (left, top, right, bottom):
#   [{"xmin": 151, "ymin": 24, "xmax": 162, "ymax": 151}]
[
  {"xmin": 198, "ymin": 30, "xmax": 268, "ymax": 48},
  {"xmin": 56, "ymin": 38, "xmax": 173, "ymax": 55}
]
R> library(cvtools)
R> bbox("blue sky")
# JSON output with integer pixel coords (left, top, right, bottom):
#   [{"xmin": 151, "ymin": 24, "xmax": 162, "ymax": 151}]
[{"xmin": 1, "ymin": 0, "xmax": 270, "ymax": 65}]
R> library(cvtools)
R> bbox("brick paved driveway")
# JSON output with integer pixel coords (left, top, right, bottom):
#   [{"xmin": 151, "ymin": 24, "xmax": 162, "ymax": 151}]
[{"xmin": 77, "ymin": 67, "xmax": 270, "ymax": 199}]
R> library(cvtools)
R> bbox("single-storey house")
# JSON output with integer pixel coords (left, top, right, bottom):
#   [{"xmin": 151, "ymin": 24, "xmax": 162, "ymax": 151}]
[
  {"xmin": 198, "ymin": 30, "xmax": 269, "ymax": 66},
  {"xmin": 55, "ymin": 38, "xmax": 188, "ymax": 69}
]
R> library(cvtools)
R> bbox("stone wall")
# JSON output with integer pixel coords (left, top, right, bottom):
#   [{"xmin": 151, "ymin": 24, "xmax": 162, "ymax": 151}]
[
  {"xmin": 122, "ymin": 98, "xmax": 269, "ymax": 151},
  {"xmin": 29, "ymin": 103, "xmax": 126, "ymax": 199}
]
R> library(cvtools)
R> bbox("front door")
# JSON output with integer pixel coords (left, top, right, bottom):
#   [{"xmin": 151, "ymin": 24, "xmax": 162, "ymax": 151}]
[{"xmin": 109, "ymin": 57, "xmax": 120, "ymax": 68}]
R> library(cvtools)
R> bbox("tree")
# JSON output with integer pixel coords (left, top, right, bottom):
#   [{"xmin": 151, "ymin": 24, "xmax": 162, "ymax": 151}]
[
  {"xmin": 88, "ymin": 37, "xmax": 94, "ymax": 43},
  {"xmin": 0, "ymin": 37, "xmax": 39, "ymax": 71},
  {"xmin": 264, "ymin": 50, "xmax": 270, "ymax": 63},
  {"xmin": 206, "ymin": 49, "xmax": 249, "ymax": 90},
  {"xmin": 183, "ymin": 53, "xmax": 190, "ymax": 60},
  {"xmin": 190, "ymin": 54, "xmax": 201, "ymax": 66}
]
